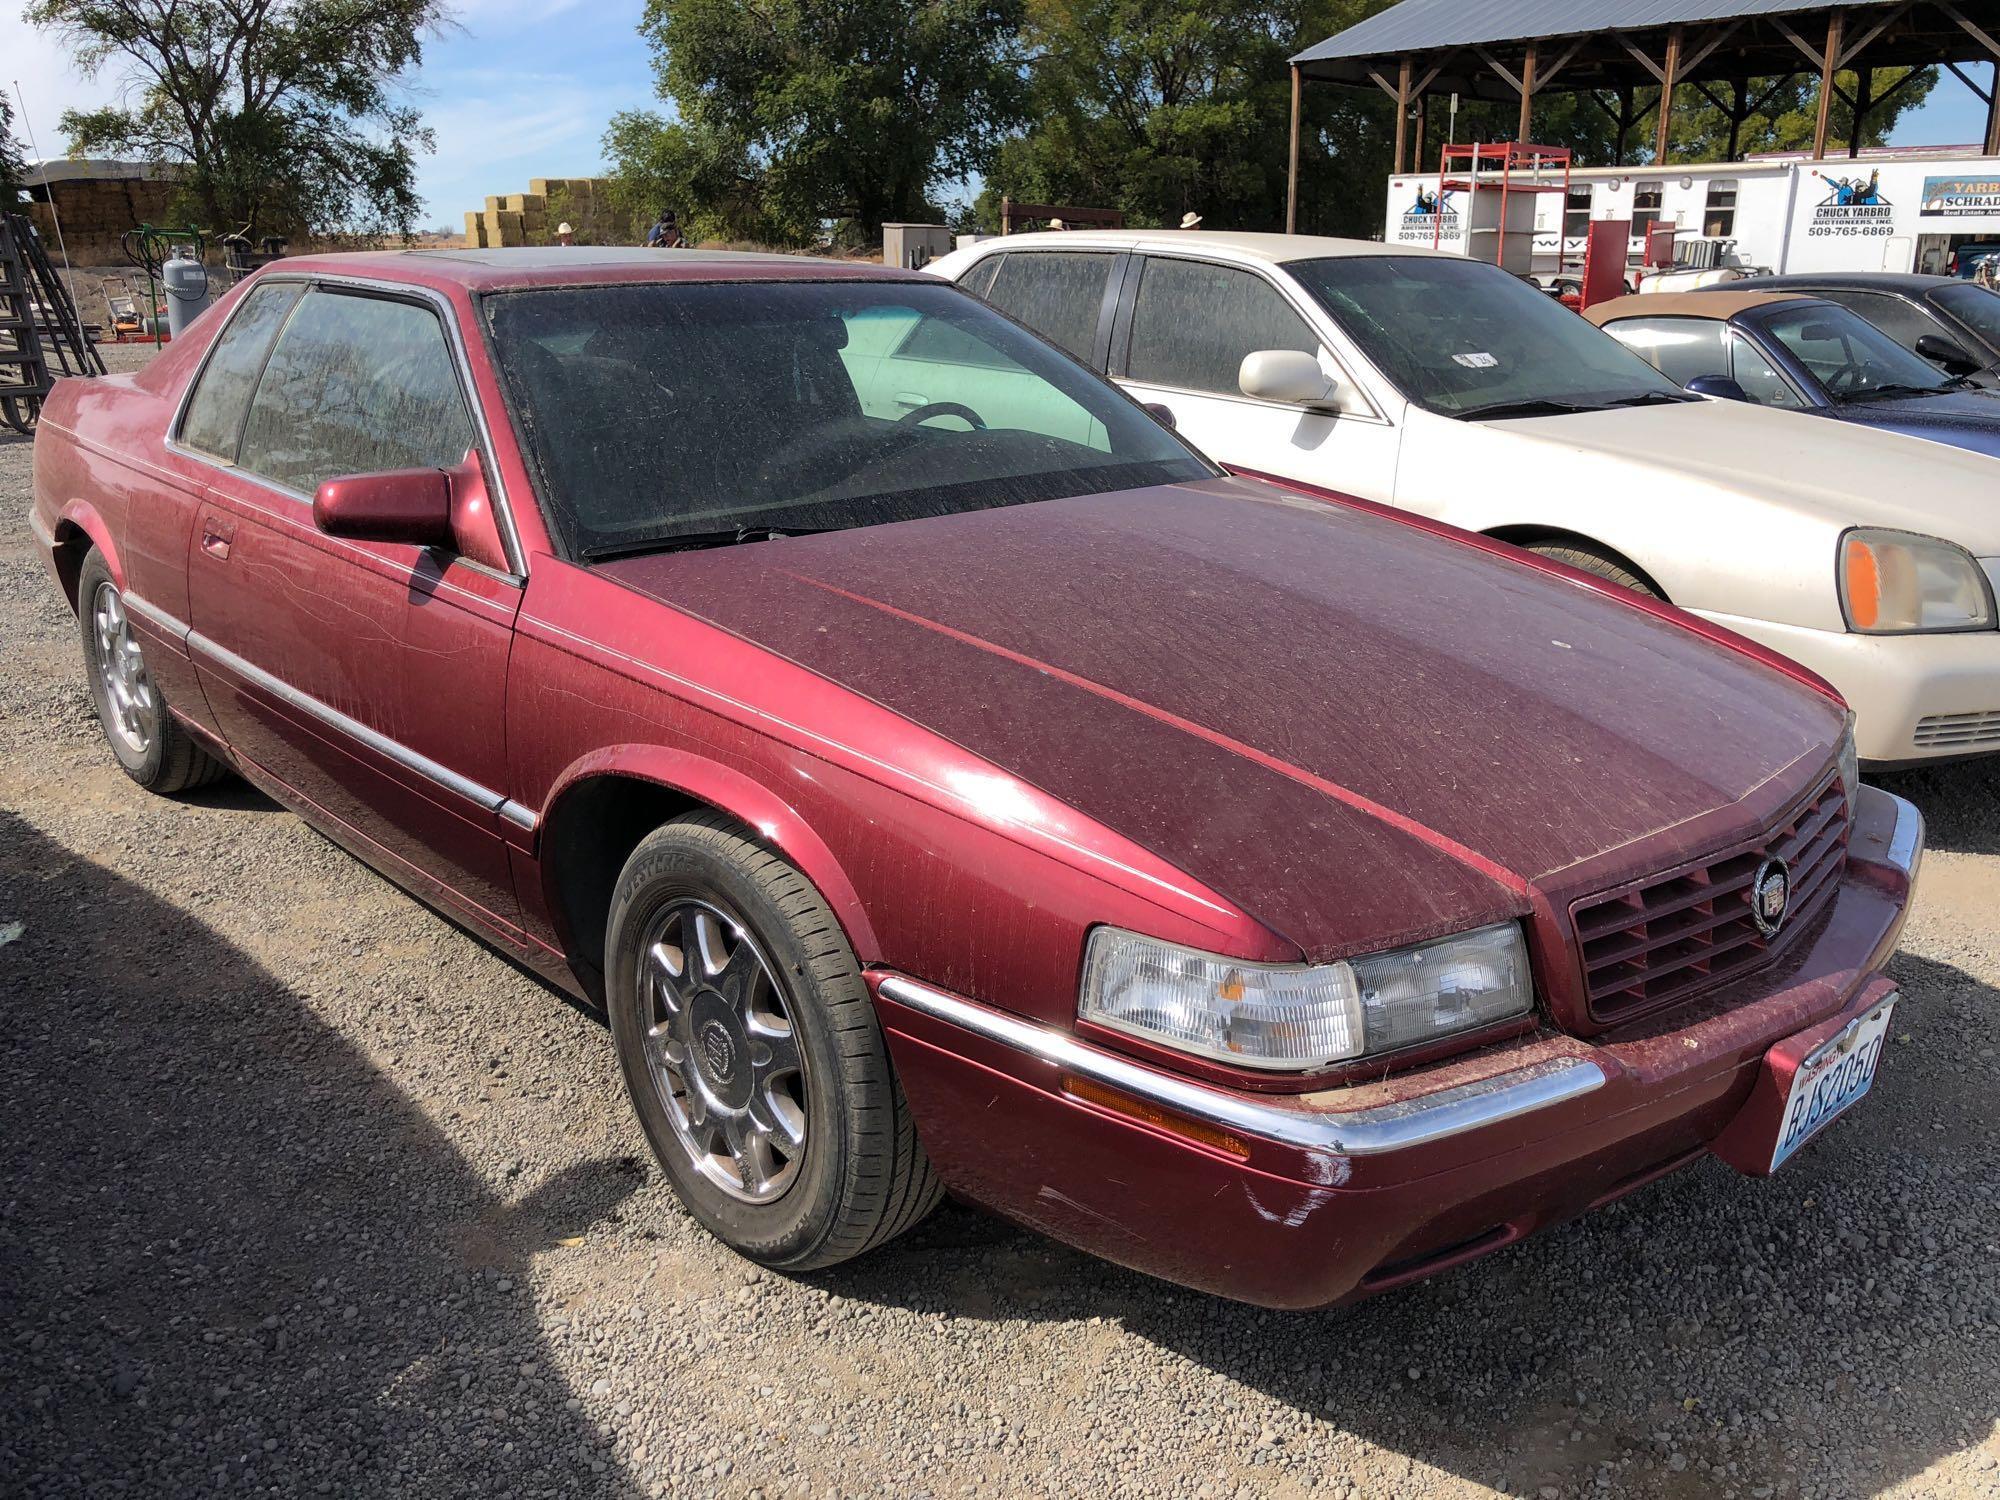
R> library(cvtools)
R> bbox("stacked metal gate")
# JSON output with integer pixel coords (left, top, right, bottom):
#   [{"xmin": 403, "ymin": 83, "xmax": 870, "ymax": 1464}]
[{"xmin": 0, "ymin": 211, "xmax": 106, "ymax": 435}]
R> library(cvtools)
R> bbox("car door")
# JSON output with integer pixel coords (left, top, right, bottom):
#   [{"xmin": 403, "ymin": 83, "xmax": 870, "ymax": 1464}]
[
  {"xmin": 1109, "ymin": 253, "xmax": 1401, "ymax": 499},
  {"xmin": 181, "ymin": 281, "xmax": 525, "ymax": 930}
]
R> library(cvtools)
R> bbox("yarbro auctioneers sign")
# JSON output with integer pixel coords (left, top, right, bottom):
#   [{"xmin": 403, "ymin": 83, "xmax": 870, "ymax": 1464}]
[
  {"xmin": 1806, "ymin": 169, "xmax": 1894, "ymax": 238},
  {"xmin": 1921, "ymin": 175, "xmax": 2000, "ymax": 217}
]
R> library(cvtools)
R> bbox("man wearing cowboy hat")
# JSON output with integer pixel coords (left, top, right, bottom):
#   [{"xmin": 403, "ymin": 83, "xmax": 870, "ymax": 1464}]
[{"xmin": 1180, "ymin": 211, "xmax": 1203, "ymax": 229}]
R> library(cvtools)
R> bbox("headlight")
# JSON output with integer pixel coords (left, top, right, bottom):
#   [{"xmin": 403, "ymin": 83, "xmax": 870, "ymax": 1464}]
[
  {"xmin": 1078, "ymin": 922, "xmax": 1533, "ymax": 1071},
  {"xmin": 1840, "ymin": 529, "xmax": 1995, "ymax": 633},
  {"xmin": 1836, "ymin": 710, "xmax": 1860, "ymax": 808}
]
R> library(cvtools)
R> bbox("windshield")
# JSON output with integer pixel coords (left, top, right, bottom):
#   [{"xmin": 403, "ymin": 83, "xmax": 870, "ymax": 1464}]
[
  {"xmin": 1756, "ymin": 302, "xmax": 1954, "ymax": 400},
  {"xmin": 1285, "ymin": 254, "xmax": 1686, "ymax": 418},
  {"xmin": 1934, "ymin": 282, "xmax": 2000, "ymax": 353},
  {"xmin": 484, "ymin": 280, "xmax": 1213, "ymax": 558}
]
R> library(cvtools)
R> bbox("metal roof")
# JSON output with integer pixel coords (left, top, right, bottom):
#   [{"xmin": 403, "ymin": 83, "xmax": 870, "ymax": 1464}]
[{"xmin": 1294, "ymin": 0, "xmax": 1901, "ymax": 65}]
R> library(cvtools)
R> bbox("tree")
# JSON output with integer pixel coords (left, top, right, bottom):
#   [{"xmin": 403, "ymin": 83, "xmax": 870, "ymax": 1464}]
[
  {"xmin": 615, "ymin": 0, "xmax": 1027, "ymax": 244},
  {"xmin": 0, "ymin": 96, "xmax": 28, "ymax": 209},
  {"xmin": 24, "ymin": 0, "xmax": 449, "ymax": 239},
  {"xmin": 978, "ymin": 0, "xmax": 1399, "ymax": 238}
]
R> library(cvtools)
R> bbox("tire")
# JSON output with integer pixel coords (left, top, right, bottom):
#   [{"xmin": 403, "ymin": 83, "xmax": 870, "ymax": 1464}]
[
  {"xmin": 605, "ymin": 812, "xmax": 941, "ymax": 1270},
  {"xmin": 1527, "ymin": 541, "xmax": 1662, "ymax": 600},
  {"xmin": 76, "ymin": 549, "xmax": 230, "ymax": 794}
]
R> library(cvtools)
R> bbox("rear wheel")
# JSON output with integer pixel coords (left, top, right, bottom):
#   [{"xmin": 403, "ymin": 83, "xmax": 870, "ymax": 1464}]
[
  {"xmin": 605, "ymin": 812, "xmax": 940, "ymax": 1270},
  {"xmin": 1526, "ymin": 541, "xmax": 1661, "ymax": 599},
  {"xmin": 77, "ymin": 550, "xmax": 228, "ymax": 793}
]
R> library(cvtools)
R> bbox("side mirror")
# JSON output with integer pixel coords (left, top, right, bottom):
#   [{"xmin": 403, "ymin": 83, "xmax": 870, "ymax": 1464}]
[
  {"xmin": 1685, "ymin": 374, "xmax": 1752, "ymax": 402},
  {"xmin": 313, "ymin": 468, "xmax": 456, "ymax": 550},
  {"xmin": 1915, "ymin": 332, "xmax": 1981, "ymax": 375},
  {"xmin": 1239, "ymin": 348, "xmax": 1339, "ymax": 409},
  {"xmin": 1142, "ymin": 401, "xmax": 1177, "ymax": 430}
]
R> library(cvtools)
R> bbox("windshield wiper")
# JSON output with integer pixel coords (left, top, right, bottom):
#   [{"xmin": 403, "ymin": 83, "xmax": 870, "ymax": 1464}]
[
  {"xmin": 1837, "ymin": 382, "xmax": 1954, "ymax": 403},
  {"xmin": 1600, "ymin": 390, "xmax": 1696, "ymax": 407},
  {"xmin": 1455, "ymin": 397, "xmax": 1602, "ymax": 421},
  {"xmin": 581, "ymin": 524, "xmax": 835, "ymax": 561}
]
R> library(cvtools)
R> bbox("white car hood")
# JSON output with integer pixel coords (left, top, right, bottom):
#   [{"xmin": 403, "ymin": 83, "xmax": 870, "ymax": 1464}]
[{"xmin": 1490, "ymin": 399, "xmax": 2000, "ymax": 555}]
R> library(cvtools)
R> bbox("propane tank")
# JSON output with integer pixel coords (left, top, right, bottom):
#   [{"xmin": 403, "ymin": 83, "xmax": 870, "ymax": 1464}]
[{"xmin": 161, "ymin": 247, "xmax": 211, "ymax": 338}]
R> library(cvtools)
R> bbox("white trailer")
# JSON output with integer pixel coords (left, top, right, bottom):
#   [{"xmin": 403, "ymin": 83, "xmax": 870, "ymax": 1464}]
[{"xmin": 1383, "ymin": 147, "xmax": 2000, "ymax": 284}]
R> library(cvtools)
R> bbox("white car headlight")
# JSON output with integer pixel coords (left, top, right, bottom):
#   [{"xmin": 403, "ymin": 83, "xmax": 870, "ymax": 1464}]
[
  {"xmin": 1078, "ymin": 922, "xmax": 1533, "ymax": 1071},
  {"xmin": 1840, "ymin": 529, "xmax": 1995, "ymax": 633}
]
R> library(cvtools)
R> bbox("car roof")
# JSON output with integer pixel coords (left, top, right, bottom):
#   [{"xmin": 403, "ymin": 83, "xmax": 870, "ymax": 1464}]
[
  {"xmin": 1583, "ymin": 290, "xmax": 1816, "ymax": 324},
  {"xmin": 254, "ymin": 245, "xmax": 931, "ymax": 293},
  {"xmin": 964, "ymin": 228, "xmax": 1446, "ymax": 265},
  {"xmin": 1727, "ymin": 272, "xmax": 1953, "ymax": 294}
]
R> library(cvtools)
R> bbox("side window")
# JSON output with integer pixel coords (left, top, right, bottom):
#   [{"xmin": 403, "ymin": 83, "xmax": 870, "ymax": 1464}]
[
  {"xmin": 959, "ymin": 254, "xmax": 1002, "ymax": 299},
  {"xmin": 1812, "ymin": 290, "xmax": 1940, "ymax": 354},
  {"xmin": 1728, "ymin": 335, "xmax": 1807, "ymax": 409},
  {"xmin": 1124, "ymin": 258, "xmax": 1321, "ymax": 397},
  {"xmin": 237, "ymin": 291, "xmax": 477, "ymax": 497},
  {"xmin": 1600, "ymin": 316, "xmax": 1728, "ymax": 386},
  {"xmin": 1703, "ymin": 179, "xmax": 1737, "ymax": 237},
  {"xmin": 178, "ymin": 282, "xmax": 303, "ymax": 460},
  {"xmin": 983, "ymin": 252, "xmax": 1111, "ymax": 361}
]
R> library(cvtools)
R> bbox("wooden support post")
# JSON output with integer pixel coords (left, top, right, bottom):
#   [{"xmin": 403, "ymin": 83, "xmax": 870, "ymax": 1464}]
[
  {"xmin": 1655, "ymin": 27, "xmax": 1682, "ymax": 162},
  {"xmin": 1990, "ymin": 61, "xmax": 2000, "ymax": 154},
  {"xmin": 1394, "ymin": 56, "xmax": 1412, "ymax": 173},
  {"xmin": 1849, "ymin": 66, "xmax": 1872, "ymax": 156},
  {"xmin": 1413, "ymin": 93, "xmax": 1428, "ymax": 173},
  {"xmin": 1614, "ymin": 85, "xmax": 1633, "ymax": 165},
  {"xmin": 1286, "ymin": 65, "xmax": 1302, "ymax": 234},
  {"xmin": 1813, "ymin": 9, "xmax": 1844, "ymax": 160},
  {"xmin": 1727, "ymin": 79, "xmax": 1746, "ymax": 160},
  {"xmin": 1518, "ymin": 43, "xmax": 1537, "ymax": 141}
]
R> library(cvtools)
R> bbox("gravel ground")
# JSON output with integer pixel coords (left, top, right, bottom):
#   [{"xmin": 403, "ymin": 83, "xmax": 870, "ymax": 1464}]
[{"xmin": 2, "ymin": 346, "xmax": 1997, "ymax": 1499}]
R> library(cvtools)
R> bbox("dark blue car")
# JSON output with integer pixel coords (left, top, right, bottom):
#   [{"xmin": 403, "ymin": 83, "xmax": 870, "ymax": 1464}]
[
  {"xmin": 1587, "ymin": 290, "xmax": 2000, "ymax": 461},
  {"xmin": 1718, "ymin": 271, "xmax": 2000, "ymax": 386}
]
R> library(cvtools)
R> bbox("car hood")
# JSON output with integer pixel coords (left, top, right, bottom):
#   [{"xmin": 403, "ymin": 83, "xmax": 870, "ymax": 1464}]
[
  {"xmin": 1834, "ymin": 389, "xmax": 2000, "ymax": 457},
  {"xmin": 598, "ymin": 478, "xmax": 1840, "ymax": 956},
  {"xmin": 1490, "ymin": 399, "xmax": 2000, "ymax": 553}
]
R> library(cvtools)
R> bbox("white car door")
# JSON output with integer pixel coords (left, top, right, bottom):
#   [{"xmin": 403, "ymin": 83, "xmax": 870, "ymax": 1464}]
[{"xmin": 1110, "ymin": 253, "xmax": 1403, "ymax": 502}]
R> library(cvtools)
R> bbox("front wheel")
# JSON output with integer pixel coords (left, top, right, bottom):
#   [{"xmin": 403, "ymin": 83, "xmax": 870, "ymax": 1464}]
[
  {"xmin": 1526, "ymin": 541, "xmax": 1662, "ymax": 599},
  {"xmin": 605, "ymin": 812, "xmax": 940, "ymax": 1270}
]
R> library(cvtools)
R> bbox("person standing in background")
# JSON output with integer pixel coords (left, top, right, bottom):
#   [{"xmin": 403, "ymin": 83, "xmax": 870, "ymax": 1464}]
[{"xmin": 645, "ymin": 211, "xmax": 684, "ymax": 248}]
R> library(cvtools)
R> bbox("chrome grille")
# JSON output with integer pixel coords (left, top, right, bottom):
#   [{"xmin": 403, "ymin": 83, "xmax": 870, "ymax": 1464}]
[
  {"xmin": 1913, "ymin": 711, "xmax": 2000, "ymax": 750},
  {"xmin": 1572, "ymin": 774, "xmax": 1850, "ymax": 1022}
]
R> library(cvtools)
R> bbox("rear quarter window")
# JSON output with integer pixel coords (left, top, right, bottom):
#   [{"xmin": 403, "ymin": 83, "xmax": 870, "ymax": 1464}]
[{"xmin": 177, "ymin": 282, "xmax": 303, "ymax": 461}]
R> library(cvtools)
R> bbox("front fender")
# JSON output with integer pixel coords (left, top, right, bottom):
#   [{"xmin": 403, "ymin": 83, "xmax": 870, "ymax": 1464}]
[{"xmin": 538, "ymin": 743, "xmax": 880, "ymax": 959}]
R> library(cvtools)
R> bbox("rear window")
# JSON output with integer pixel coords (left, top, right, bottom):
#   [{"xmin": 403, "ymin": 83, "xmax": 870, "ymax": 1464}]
[{"xmin": 483, "ymin": 279, "xmax": 1210, "ymax": 561}]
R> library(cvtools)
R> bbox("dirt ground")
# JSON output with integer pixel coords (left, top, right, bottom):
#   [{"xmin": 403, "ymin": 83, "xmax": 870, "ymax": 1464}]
[{"xmin": 2, "ymin": 345, "xmax": 1997, "ymax": 1499}]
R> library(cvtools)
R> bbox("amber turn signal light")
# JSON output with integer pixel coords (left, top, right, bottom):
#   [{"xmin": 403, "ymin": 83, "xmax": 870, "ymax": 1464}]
[{"xmin": 1059, "ymin": 1072, "xmax": 1252, "ymax": 1160}]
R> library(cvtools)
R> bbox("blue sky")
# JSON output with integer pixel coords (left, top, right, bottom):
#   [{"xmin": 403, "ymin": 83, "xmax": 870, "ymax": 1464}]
[{"xmin": 3, "ymin": 1, "xmax": 1994, "ymax": 230}]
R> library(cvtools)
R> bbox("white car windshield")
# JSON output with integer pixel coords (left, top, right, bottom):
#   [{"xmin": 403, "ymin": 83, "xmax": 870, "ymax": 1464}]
[
  {"xmin": 484, "ymin": 279, "xmax": 1214, "ymax": 560},
  {"xmin": 1286, "ymin": 255, "xmax": 1691, "ymax": 420}
]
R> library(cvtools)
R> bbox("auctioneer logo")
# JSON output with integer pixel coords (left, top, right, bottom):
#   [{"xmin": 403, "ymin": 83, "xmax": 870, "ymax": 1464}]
[
  {"xmin": 1808, "ymin": 169, "xmax": 1892, "ymax": 237},
  {"xmin": 1395, "ymin": 186, "xmax": 1461, "ymax": 243},
  {"xmin": 1921, "ymin": 175, "xmax": 2000, "ymax": 217}
]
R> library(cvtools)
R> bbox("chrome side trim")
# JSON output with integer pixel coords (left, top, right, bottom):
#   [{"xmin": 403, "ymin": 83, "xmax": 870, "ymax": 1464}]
[
  {"xmin": 120, "ymin": 591, "xmax": 192, "ymax": 640},
  {"xmin": 499, "ymin": 799, "xmax": 539, "ymax": 833},
  {"xmin": 1883, "ymin": 791, "xmax": 1925, "ymax": 881},
  {"xmin": 187, "ymin": 629, "xmax": 528, "ymax": 824},
  {"xmin": 877, "ymin": 975, "xmax": 1608, "ymax": 1158}
]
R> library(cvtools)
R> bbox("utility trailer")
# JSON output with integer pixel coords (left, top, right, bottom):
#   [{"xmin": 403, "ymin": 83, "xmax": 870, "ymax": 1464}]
[{"xmin": 1384, "ymin": 146, "xmax": 2000, "ymax": 286}]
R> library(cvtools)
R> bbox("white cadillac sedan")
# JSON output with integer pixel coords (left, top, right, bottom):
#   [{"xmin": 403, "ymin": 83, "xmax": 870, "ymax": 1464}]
[{"xmin": 927, "ymin": 229, "xmax": 2000, "ymax": 766}]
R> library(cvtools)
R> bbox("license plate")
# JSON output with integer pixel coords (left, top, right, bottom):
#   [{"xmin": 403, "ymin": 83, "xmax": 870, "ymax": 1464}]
[{"xmin": 1770, "ymin": 998, "xmax": 1895, "ymax": 1171}]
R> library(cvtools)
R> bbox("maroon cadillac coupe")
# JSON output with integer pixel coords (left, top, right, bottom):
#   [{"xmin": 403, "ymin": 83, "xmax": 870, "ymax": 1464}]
[{"xmin": 30, "ymin": 248, "xmax": 1923, "ymax": 1307}]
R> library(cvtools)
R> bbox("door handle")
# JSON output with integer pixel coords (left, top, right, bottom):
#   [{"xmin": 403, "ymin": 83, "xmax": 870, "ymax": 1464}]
[
  {"xmin": 894, "ymin": 392, "xmax": 928, "ymax": 408},
  {"xmin": 200, "ymin": 515, "xmax": 234, "ymax": 561}
]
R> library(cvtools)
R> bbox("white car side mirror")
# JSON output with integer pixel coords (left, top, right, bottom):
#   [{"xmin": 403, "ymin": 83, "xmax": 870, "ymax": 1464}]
[{"xmin": 1239, "ymin": 348, "xmax": 1339, "ymax": 409}]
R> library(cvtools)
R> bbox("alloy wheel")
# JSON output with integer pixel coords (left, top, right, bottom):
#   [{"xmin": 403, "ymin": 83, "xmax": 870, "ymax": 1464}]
[
  {"xmin": 638, "ymin": 897, "xmax": 809, "ymax": 1203},
  {"xmin": 90, "ymin": 580, "xmax": 159, "ymax": 756}
]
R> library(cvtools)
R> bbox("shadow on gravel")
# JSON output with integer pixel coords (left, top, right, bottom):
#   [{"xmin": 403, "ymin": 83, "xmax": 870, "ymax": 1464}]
[
  {"xmin": 825, "ymin": 949, "xmax": 1997, "ymax": 1498},
  {"xmin": 1872, "ymin": 760, "xmax": 2000, "ymax": 855},
  {"xmin": 0, "ymin": 811, "xmax": 644, "ymax": 1497}
]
